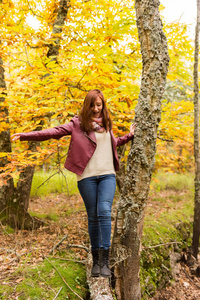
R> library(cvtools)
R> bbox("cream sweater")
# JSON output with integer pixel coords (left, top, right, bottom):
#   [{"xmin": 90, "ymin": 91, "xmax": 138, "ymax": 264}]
[{"xmin": 77, "ymin": 131, "xmax": 115, "ymax": 181}]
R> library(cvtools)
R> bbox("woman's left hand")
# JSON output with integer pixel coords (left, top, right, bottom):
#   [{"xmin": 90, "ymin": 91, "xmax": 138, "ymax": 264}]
[{"xmin": 130, "ymin": 123, "xmax": 136, "ymax": 135}]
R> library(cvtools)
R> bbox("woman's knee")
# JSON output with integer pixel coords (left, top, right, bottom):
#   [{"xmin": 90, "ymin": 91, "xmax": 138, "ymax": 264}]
[{"xmin": 98, "ymin": 207, "xmax": 111, "ymax": 218}]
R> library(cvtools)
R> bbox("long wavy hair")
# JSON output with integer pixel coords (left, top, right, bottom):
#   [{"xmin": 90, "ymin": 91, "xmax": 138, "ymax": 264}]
[{"xmin": 79, "ymin": 89, "xmax": 112, "ymax": 133}]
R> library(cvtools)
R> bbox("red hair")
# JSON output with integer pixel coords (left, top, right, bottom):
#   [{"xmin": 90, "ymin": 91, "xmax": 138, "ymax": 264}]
[{"xmin": 79, "ymin": 89, "xmax": 112, "ymax": 133}]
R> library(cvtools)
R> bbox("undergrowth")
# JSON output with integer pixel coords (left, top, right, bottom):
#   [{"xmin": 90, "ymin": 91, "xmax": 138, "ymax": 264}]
[
  {"xmin": 140, "ymin": 171, "xmax": 194, "ymax": 299},
  {"xmin": 2, "ymin": 171, "xmax": 195, "ymax": 299},
  {"xmin": 150, "ymin": 171, "xmax": 194, "ymax": 192},
  {"xmin": 30, "ymin": 170, "xmax": 78, "ymax": 197},
  {"xmin": 0, "ymin": 254, "xmax": 88, "ymax": 299}
]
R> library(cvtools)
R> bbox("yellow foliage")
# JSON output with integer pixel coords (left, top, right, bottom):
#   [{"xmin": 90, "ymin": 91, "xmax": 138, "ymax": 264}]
[
  {"xmin": 0, "ymin": 0, "xmax": 196, "ymax": 174},
  {"xmin": 0, "ymin": 152, "xmax": 8, "ymax": 158}
]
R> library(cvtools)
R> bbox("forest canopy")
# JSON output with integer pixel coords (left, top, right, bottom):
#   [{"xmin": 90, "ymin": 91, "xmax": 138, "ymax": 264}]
[{"xmin": 0, "ymin": 0, "xmax": 195, "ymax": 178}]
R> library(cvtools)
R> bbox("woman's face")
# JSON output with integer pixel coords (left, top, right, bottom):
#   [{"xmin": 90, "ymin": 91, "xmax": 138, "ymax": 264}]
[{"xmin": 91, "ymin": 97, "xmax": 103, "ymax": 118}]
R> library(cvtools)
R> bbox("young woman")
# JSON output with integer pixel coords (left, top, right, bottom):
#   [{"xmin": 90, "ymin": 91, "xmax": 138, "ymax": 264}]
[{"xmin": 12, "ymin": 89, "xmax": 136, "ymax": 278}]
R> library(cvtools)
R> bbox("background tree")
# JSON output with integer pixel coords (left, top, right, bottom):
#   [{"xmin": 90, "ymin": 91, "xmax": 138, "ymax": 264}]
[
  {"xmin": 192, "ymin": 0, "xmax": 200, "ymax": 259},
  {"xmin": 0, "ymin": 47, "xmax": 14, "ymax": 221},
  {"xmin": 0, "ymin": 0, "xmax": 27, "ymax": 228},
  {"xmin": 0, "ymin": 0, "xmax": 69, "ymax": 229},
  {"xmin": 111, "ymin": 1, "xmax": 169, "ymax": 299},
  {"xmin": 156, "ymin": 19, "xmax": 194, "ymax": 173}
]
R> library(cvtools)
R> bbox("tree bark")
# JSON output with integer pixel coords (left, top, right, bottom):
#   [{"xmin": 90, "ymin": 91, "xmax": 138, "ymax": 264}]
[
  {"xmin": 192, "ymin": 0, "xmax": 200, "ymax": 259},
  {"xmin": 0, "ymin": 56, "xmax": 40, "ymax": 229},
  {"xmin": 111, "ymin": 1, "xmax": 169, "ymax": 299},
  {"xmin": 0, "ymin": 57, "xmax": 15, "ymax": 211},
  {"xmin": 47, "ymin": 0, "xmax": 70, "ymax": 61}
]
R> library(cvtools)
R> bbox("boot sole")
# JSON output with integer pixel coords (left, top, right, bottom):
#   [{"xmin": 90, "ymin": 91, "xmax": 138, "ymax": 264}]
[
  {"xmin": 91, "ymin": 274, "xmax": 100, "ymax": 277},
  {"xmin": 100, "ymin": 274, "xmax": 111, "ymax": 278}
]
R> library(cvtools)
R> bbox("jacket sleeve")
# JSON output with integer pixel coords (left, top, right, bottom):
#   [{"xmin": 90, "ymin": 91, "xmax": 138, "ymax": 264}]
[
  {"xmin": 20, "ymin": 119, "xmax": 74, "ymax": 142},
  {"xmin": 114, "ymin": 132, "xmax": 134, "ymax": 147}
]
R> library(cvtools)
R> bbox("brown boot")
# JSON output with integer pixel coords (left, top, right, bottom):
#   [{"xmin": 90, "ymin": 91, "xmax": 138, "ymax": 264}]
[
  {"xmin": 100, "ymin": 248, "xmax": 111, "ymax": 277},
  {"xmin": 91, "ymin": 249, "xmax": 100, "ymax": 277}
]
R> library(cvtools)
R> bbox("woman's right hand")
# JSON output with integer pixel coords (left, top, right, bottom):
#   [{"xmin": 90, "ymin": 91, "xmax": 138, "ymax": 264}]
[{"xmin": 11, "ymin": 133, "xmax": 21, "ymax": 141}]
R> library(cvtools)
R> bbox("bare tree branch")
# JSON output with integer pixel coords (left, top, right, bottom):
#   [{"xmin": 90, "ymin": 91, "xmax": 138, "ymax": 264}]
[
  {"xmin": 142, "ymin": 241, "xmax": 182, "ymax": 250},
  {"xmin": 157, "ymin": 135, "xmax": 174, "ymax": 142},
  {"xmin": 49, "ymin": 234, "xmax": 68, "ymax": 254},
  {"xmin": 26, "ymin": 0, "xmax": 43, "ymax": 19},
  {"xmin": 53, "ymin": 287, "xmax": 63, "ymax": 300}
]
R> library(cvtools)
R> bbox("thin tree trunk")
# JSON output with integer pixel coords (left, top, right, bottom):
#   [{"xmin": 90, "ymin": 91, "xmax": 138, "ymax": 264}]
[
  {"xmin": 0, "ymin": 56, "xmax": 15, "ymax": 211},
  {"xmin": 47, "ymin": 0, "xmax": 70, "ymax": 61},
  {"xmin": 16, "ymin": 0, "xmax": 70, "ymax": 211},
  {"xmin": 16, "ymin": 162, "xmax": 36, "ymax": 211},
  {"xmin": 192, "ymin": 0, "xmax": 200, "ymax": 259},
  {"xmin": 111, "ymin": 1, "xmax": 169, "ymax": 299},
  {"xmin": 0, "ymin": 48, "xmax": 39, "ymax": 229}
]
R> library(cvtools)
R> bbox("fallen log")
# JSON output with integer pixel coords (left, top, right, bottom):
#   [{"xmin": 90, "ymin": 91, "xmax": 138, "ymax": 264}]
[{"xmin": 87, "ymin": 252, "xmax": 114, "ymax": 300}]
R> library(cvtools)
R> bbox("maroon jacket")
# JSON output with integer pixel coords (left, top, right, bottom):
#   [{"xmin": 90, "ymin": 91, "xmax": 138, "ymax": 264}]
[{"xmin": 20, "ymin": 116, "xmax": 133, "ymax": 176}]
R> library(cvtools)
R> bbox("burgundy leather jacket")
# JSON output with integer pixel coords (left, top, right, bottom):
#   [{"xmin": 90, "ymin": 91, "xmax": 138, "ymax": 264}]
[{"xmin": 20, "ymin": 116, "xmax": 134, "ymax": 176}]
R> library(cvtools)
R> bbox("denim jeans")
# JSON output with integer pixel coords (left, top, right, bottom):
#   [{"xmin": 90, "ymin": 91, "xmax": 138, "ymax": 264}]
[{"xmin": 78, "ymin": 174, "xmax": 116, "ymax": 250}]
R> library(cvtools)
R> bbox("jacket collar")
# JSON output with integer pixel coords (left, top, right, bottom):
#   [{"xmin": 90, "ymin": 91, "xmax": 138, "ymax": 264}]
[{"xmin": 84, "ymin": 131, "xmax": 96, "ymax": 144}]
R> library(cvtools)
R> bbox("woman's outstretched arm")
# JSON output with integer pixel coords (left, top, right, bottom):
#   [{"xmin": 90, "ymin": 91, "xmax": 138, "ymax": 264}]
[{"xmin": 11, "ymin": 118, "xmax": 76, "ymax": 142}]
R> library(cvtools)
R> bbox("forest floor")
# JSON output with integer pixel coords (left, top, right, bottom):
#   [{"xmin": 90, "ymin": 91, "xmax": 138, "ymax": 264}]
[
  {"xmin": 151, "ymin": 257, "xmax": 200, "ymax": 300},
  {"xmin": 0, "ymin": 192, "xmax": 200, "ymax": 299}
]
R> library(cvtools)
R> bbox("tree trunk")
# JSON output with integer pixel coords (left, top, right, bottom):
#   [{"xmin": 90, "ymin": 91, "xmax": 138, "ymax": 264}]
[
  {"xmin": 0, "ymin": 55, "xmax": 40, "ymax": 229},
  {"xmin": 47, "ymin": 0, "xmax": 70, "ymax": 61},
  {"xmin": 192, "ymin": 0, "xmax": 200, "ymax": 259},
  {"xmin": 0, "ymin": 0, "xmax": 69, "ymax": 229},
  {"xmin": 0, "ymin": 56, "xmax": 15, "ymax": 211},
  {"xmin": 111, "ymin": 1, "xmax": 169, "ymax": 299},
  {"xmin": 17, "ymin": 0, "xmax": 70, "ymax": 212}
]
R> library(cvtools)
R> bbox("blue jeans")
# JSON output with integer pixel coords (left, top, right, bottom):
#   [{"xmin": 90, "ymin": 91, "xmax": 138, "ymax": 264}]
[{"xmin": 78, "ymin": 174, "xmax": 116, "ymax": 250}]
